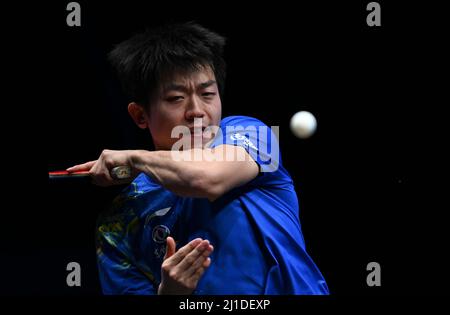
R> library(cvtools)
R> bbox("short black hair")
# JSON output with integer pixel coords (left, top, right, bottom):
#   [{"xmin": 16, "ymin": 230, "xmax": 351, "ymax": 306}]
[{"xmin": 108, "ymin": 22, "xmax": 226, "ymax": 106}]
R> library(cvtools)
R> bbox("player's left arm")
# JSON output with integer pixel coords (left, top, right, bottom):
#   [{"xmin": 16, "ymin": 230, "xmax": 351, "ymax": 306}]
[{"xmin": 67, "ymin": 145, "xmax": 258, "ymax": 201}]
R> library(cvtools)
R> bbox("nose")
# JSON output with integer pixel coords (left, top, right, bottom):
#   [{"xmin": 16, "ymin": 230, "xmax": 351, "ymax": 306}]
[{"xmin": 185, "ymin": 95, "xmax": 206, "ymax": 121}]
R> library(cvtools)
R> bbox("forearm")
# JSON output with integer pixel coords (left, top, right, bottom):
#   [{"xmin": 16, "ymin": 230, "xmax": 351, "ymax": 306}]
[
  {"xmin": 129, "ymin": 147, "xmax": 258, "ymax": 201},
  {"xmin": 130, "ymin": 149, "xmax": 219, "ymax": 200}
]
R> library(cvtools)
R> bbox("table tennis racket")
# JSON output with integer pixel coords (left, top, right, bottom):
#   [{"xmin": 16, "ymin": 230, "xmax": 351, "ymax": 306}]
[{"xmin": 49, "ymin": 166, "xmax": 131, "ymax": 180}]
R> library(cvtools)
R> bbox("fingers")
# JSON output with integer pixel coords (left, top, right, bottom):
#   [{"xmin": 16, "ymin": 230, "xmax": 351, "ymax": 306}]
[
  {"xmin": 183, "ymin": 257, "xmax": 212, "ymax": 289},
  {"xmin": 67, "ymin": 150, "xmax": 135, "ymax": 187},
  {"xmin": 89, "ymin": 160, "xmax": 115, "ymax": 186},
  {"xmin": 164, "ymin": 237, "xmax": 176, "ymax": 260},
  {"xmin": 67, "ymin": 160, "xmax": 118, "ymax": 186},
  {"xmin": 165, "ymin": 238, "xmax": 202, "ymax": 266},
  {"xmin": 203, "ymin": 257, "xmax": 212, "ymax": 268},
  {"xmin": 66, "ymin": 161, "xmax": 97, "ymax": 172},
  {"xmin": 159, "ymin": 238, "xmax": 213, "ymax": 295},
  {"xmin": 188, "ymin": 258, "xmax": 211, "ymax": 282},
  {"xmin": 183, "ymin": 244, "xmax": 213, "ymax": 278},
  {"xmin": 174, "ymin": 240, "xmax": 211, "ymax": 272}
]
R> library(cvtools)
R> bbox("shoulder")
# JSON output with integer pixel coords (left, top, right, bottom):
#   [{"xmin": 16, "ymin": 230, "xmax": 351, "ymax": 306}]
[
  {"xmin": 220, "ymin": 115, "xmax": 267, "ymax": 128},
  {"xmin": 215, "ymin": 116, "xmax": 287, "ymax": 178}
]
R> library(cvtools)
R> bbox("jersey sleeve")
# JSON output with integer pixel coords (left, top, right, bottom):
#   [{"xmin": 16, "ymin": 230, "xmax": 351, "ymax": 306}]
[
  {"xmin": 209, "ymin": 116, "xmax": 279, "ymax": 172},
  {"xmin": 209, "ymin": 116, "xmax": 291, "ymax": 187}
]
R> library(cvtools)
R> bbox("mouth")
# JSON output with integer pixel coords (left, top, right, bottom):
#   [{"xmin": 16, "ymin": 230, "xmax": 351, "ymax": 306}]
[{"xmin": 189, "ymin": 126, "xmax": 206, "ymax": 136}]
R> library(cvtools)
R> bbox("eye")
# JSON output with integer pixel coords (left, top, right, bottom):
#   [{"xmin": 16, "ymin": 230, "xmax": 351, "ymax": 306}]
[
  {"xmin": 202, "ymin": 92, "xmax": 216, "ymax": 98},
  {"xmin": 166, "ymin": 96, "xmax": 184, "ymax": 102}
]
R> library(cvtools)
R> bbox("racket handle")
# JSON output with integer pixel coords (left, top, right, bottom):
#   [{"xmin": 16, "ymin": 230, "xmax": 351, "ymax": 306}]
[{"xmin": 110, "ymin": 166, "xmax": 132, "ymax": 179}]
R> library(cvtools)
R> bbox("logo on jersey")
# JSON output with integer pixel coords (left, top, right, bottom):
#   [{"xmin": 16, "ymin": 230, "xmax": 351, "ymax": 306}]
[
  {"xmin": 230, "ymin": 132, "xmax": 258, "ymax": 151},
  {"xmin": 152, "ymin": 225, "xmax": 170, "ymax": 243},
  {"xmin": 144, "ymin": 207, "xmax": 171, "ymax": 227}
]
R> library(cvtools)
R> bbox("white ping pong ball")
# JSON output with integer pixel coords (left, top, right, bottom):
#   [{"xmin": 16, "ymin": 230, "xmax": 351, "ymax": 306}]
[{"xmin": 290, "ymin": 111, "xmax": 317, "ymax": 139}]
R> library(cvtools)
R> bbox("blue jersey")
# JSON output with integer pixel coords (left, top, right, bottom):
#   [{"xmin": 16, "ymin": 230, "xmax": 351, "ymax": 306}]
[
  {"xmin": 96, "ymin": 116, "xmax": 329, "ymax": 295},
  {"xmin": 96, "ymin": 177, "xmax": 180, "ymax": 294}
]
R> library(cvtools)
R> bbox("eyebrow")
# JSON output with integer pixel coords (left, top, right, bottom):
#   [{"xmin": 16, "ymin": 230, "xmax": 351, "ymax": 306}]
[
  {"xmin": 199, "ymin": 80, "xmax": 217, "ymax": 89},
  {"xmin": 163, "ymin": 80, "xmax": 217, "ymax": 93}
]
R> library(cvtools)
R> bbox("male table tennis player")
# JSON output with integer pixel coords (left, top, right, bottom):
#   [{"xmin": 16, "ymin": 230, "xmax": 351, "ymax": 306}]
[{"xmin": 67, "ymin": 22, "xmax": 329, "ymax": 295}]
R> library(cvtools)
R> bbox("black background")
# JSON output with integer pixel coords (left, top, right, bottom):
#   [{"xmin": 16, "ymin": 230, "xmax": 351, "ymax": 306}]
[{"xmin": 1, "ymin": 1, "xmax": 448, "ymax": 296}]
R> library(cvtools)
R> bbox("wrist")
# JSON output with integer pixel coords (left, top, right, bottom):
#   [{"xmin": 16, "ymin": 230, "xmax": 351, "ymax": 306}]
[{"xmin": 129, "ymin": 150, "xmax": 149, "ymax": 172}]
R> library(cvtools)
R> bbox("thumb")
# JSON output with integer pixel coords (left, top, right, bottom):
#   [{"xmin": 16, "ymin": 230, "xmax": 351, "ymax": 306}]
[{"xmin": 164, "ymin": 236, "xmax": 176, "ymax": 260}]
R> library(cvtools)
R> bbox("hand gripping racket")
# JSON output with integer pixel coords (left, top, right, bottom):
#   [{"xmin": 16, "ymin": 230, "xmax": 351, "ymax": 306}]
[{"xmin": 49, "ymin": 166, "xmax": 131, "ymax": 180}]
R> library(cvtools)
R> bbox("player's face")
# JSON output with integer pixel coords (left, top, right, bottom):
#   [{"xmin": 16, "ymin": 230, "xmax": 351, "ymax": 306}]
[{"xmin": 147, "ymin": 66, "xmax": 222, "ymax": 150}]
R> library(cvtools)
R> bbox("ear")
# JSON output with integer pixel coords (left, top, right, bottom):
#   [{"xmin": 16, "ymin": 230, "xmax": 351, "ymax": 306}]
[{"xmin": 128, "ymin": 102, "xmax": 149, "ymax": 129}]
